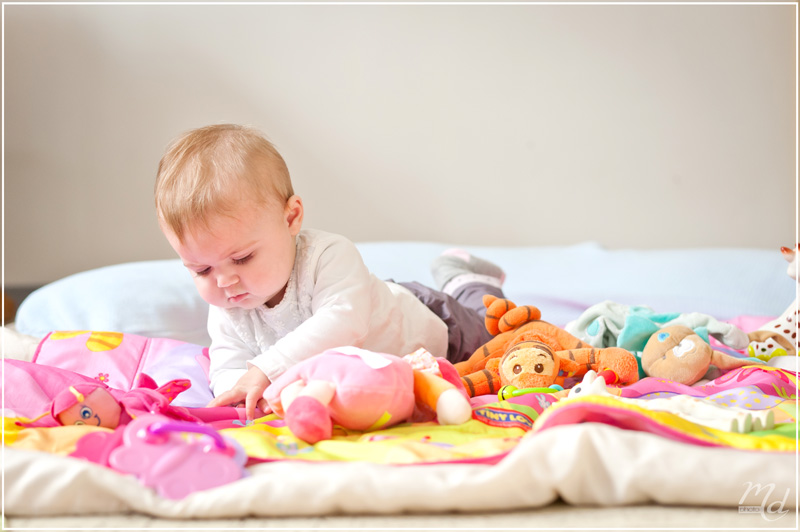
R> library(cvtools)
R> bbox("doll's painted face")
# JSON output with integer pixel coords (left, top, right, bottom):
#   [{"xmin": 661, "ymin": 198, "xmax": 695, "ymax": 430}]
[
  {"xmin": 499, "ymin": 341, "xmax": 558, "ymax": 388},
  {"xmin": 56, "ymin": 387, "xmax": 122, "ymax": 429}
]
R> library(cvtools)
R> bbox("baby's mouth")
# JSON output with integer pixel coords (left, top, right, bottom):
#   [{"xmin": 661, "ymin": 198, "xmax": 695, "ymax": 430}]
[{"xmin": 227, "ymin": 292, "xmax": 249, "ymax": 303}]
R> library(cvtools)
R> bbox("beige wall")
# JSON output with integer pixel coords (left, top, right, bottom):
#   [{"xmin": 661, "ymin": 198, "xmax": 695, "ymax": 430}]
[{"xmin": 4, "ymin": 2, "xmax": 797, "ymax": 286}]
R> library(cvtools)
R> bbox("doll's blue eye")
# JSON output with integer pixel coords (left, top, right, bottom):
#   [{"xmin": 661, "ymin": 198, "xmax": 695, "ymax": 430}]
[
  {"xmin": 80, "ymin": 406, "xmax": 93, "ymax": 419},
  {"xmin": 657, "ymin": 332, "xmax": 669, "ymax": 342}
]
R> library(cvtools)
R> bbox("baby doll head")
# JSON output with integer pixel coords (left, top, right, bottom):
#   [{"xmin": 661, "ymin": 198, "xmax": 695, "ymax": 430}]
[{"xmin": 51, "ymin": 383, "xmax": 122, "ymax": 429}]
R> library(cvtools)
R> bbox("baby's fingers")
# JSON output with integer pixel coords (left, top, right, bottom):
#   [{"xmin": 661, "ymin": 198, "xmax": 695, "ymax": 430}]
[
  {"xmin": 245, "ymin": 389, "xmax": 263, "ymax": 421},
  {"xmin": 207, "ymin": 389, "xmax": 243, "ymax": 408},
  {"xmin": 257, "ymin": 397, "xmax": 271, "ymax": 415}
]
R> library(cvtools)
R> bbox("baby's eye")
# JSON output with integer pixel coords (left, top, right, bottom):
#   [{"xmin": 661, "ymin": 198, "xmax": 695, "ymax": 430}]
[
  {"xmin": 233, "ymin": 254, "xmax": 253, "ymax": 265},
  {"xmin": 194, "ymin": 268, "xmax": 211, "ymax": 277},
  {"xmin": 80, "ymin": 406, "xmax": 93, "ymax": 419}
]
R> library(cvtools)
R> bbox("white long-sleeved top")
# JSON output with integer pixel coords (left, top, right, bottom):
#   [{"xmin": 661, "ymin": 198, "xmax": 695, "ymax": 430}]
[{"xmin": 207, "ymin": 228, "xmax": 448, "ymax": 395}]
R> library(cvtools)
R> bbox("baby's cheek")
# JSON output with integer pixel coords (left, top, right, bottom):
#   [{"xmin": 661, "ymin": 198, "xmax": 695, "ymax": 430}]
[{"xmin": 196, "ymin": 281, "xmax": 222, "ymax": 306}]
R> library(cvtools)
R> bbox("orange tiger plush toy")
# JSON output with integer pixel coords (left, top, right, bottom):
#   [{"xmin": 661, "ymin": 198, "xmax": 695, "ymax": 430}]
[{"xmin": 455, "ymin": 296, "xmax": 639, "ymax": 397}]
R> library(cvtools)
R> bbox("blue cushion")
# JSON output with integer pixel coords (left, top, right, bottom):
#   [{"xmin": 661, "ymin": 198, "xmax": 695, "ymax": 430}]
[
  {"xmin": 14, "ymin": 244, "xmax": 794, "ymax": 344},
  {"xmin": 16, "ymin": 260, "xmax": 211, "ymax": 345},
  {"xmin": 356, "ymin": 242, "xmax": 795, "ymax": 327}
]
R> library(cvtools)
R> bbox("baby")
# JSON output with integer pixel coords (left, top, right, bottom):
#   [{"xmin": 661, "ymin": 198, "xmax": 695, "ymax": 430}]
[{"xmin": 155, "ymin": 124, "xmax": 506, "ymax": 419}]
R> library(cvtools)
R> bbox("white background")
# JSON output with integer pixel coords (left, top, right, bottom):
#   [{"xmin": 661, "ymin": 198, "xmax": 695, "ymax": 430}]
[{"xmin": 4, "ymin": 2, "xmax": 797, "ymax": 286}]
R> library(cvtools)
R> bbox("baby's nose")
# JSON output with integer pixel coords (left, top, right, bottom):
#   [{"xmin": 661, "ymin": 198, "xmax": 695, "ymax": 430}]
[{"xmin": 217, "ymin": 272, "xmax": 239, "ymax": 288}]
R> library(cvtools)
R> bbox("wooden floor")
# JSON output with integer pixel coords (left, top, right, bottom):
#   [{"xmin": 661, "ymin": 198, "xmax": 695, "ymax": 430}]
[{"xmin": 5, "ymin": 502, "xmax": 797, "ymax": 530}]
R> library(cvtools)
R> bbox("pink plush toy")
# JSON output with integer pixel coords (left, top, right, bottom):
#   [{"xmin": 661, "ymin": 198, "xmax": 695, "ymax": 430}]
[
  {"xmin": 108, "ymin": 413, "xmax": 247, "ymax": 499},
  {"xmin": 263, "ymin": 347, "xmax": 473, "ymax": 444}
]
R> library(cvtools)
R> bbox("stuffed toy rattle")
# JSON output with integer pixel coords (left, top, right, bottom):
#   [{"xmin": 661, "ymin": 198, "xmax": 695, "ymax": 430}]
[
  {"xmin": 456, "ymin": 296, "xmax": 640, "ymax": 397},
  {"xmin": 641, "ymin": 325, "xmax": 758, "ymax": 385}
]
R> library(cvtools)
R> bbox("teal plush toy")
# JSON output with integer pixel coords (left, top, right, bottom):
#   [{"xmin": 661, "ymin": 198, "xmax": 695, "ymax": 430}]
[
  {"xmin": 565, "ymin": 301, "xmax": 753, "ymax": 379},
  {"xmin": 566, "ymin": 301, "xmax": 750, "ymax": 354}
]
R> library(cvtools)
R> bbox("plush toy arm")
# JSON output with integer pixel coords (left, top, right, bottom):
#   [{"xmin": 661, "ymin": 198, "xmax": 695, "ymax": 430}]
[
  {"xmin": 136, "ymin": 374, "xmax": 159, "ymax": 390},
  {"xmin": 596, "ymin": 347, "xmax": 640, "ymax": 384},
  {"xmin": 273, "ymin": 379, "xmax": 337, "ymax": 444},
  {"xmin": 557, "ymin": 347, "xmax": 640, "ymax": 385},
  {"xmin": 413, "ymin": 370, "xmax": 472, "ymax": 425},
  {"xmin": 709, "ymin": 350, "xmax": 759, "ymax": 371},
  {"xmin": 460, "ymin": 359, "xmax": 503, "ymax": 397},
  {"xmin": 279, "ymin": 380, "xmax": 336, "ymax": 413},
  {"xmin": 483, "ymin": 295, "xmax": 514, "ymax": 335}
]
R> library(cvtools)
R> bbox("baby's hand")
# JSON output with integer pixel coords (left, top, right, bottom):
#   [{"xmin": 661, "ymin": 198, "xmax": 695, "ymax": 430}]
[{"xmin": 208, "ymin": 366, "xmax": 272, "ymax": 421}]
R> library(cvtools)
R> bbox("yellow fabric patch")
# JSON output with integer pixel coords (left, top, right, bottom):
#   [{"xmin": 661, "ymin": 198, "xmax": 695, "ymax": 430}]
[
  {"xmin": 3, "ymin": 417, "xmax": 25, "ymax": 445},
  {"xmin": 49, "ymin": 330, "xmax": 124, "ymax": 352},
  {"xmin": 220, "ymin": 415, "xmax": 525, "ymax": 464},
  {"xmin": 535, "ymin": 395, "xmax": 797, "ymax": 453},
  {"xmin": 5, "ymin": 422, "xmax": 111, "ymax": 455}
]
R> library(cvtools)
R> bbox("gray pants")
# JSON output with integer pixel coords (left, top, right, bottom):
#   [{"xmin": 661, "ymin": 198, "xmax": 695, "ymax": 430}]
[{"xmin": 398, "ymin": 281, "xmax": 504, "ymax": 365}]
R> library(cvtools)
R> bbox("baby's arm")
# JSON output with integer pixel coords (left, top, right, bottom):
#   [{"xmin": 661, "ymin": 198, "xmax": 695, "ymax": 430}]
[
  {"xmin": 206, "ymin": 304, "xmax": 252, "ymax": 394},
  {"xmin": 206, "ymin": 306, "xmax": 271, "ymax": 418}
]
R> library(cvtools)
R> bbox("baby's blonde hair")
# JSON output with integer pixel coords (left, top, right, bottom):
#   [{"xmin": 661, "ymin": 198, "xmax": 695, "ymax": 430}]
[{"xmin": 155, "ymin": 123, "xmax": 293, "ymax": 242}]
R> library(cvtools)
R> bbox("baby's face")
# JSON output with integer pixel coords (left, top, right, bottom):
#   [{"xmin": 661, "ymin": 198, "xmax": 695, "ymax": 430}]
[{"xmin": 164, "ymin": 197, "xmax": 303, "ymax": 309}]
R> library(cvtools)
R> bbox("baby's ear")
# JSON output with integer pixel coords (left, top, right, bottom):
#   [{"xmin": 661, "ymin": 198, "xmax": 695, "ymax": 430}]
[{"xmin": 284, "ymin": 195, "xmax": 304, "ymax": 234}]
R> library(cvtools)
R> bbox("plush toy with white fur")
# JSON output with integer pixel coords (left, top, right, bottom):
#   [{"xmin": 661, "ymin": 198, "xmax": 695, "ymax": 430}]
[
  {"xmin": 567, "ymin": 370, "xmax": 774, "ymax": 434},
  {"xmin": 748, "ymin": 244, "xmax": 799, "ymax": 361}
]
